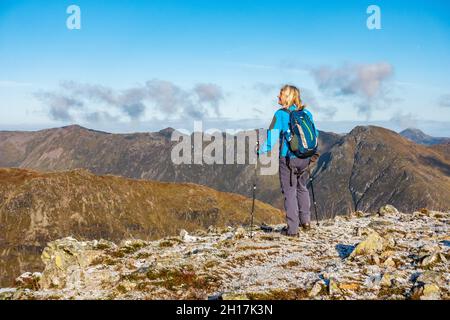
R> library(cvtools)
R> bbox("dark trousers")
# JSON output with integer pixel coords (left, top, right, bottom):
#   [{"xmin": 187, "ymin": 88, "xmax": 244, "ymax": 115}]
[{"xmin": 279, "ymin": 157, "xmax": 311, "ymax": 234}]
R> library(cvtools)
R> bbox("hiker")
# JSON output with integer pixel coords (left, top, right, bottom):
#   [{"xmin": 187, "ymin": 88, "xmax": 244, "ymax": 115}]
[{"xmin": 258, "ymin": 85, "xmax": 319, "ymax": 236}]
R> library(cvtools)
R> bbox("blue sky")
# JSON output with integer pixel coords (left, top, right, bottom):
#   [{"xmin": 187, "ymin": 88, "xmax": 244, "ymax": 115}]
[{"xmin": 1, "ymin": 0, "xmax": 450, "ymax": 135}]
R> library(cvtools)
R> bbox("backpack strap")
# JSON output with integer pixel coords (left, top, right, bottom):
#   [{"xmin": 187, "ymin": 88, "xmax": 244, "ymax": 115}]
[
  {"xmin": 286, "ymin": 156, "xmax": 294, "ymax": 187},
  {"xmin": 279, "ymin": 108, "xmax": 292, "ymax": 159},
  {"xmin": 280, "ymin": 108, "xmax": 294, "ymax": 186}
]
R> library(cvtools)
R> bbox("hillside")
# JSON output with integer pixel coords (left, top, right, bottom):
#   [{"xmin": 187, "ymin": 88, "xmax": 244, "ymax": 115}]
[
  {"xmin": 313, "ymin": 126, "xmax": 450, "ymax": 217},
  {"xmin": 0, "ymin": 168, "xmax": 283, "ymax": 287},
  {"xmin": 2, "ymin": 206, "xmax": 448, "ymax": 300},
  {"xmin": 0, "ymin": 125, "xmax": 341, "ymax": 211},
  {"xmin": 430, "ymin": 142, "xmax": 450, "ymax": 162}
]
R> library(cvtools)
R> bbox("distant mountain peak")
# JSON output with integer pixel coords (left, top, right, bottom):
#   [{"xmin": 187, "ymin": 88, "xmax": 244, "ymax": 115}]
[
  {"xmin": 400, "ymin": 128, "xmax": 450, "ymax": 146},
  {"xmin": 60, "ymin": 124, "xmax": 110, "ymax": 135},
  {"xmin": 402, "ymin": 127, "xmax": 424, "ymax": 134},
  {"xmin": 400, "ymin": 128, "xmax": 428, "ymax": 138},
  {"xmin": 159, "ymin": 127, "xmax": 175, "ymax": 134},
  {"xmin": 347, "ymin": 125, "xmax": 397, "ymax": 141},
  {"xmin": 61, "ymin": 124, "xmax": 86, "ymax": 130},
  {"xmin": 158, "ymin": 127, "xmax": 179, "ymax": 138}
]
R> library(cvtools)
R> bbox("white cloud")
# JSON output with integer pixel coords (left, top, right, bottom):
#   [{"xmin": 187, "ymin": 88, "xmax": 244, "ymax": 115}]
[
  {"xmin": 34, "ymin": 80, "xmax": 226, "ymax": 122},
  {"xmin": 310, "ymin": 62, "xmax": 395, "ymax": 119}
]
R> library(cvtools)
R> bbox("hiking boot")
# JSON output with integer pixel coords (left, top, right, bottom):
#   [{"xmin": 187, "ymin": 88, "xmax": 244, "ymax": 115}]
[
  {"xmin": 280, "ymin": 228, "xmax": 299, "ymax": 237},
  {"xmin": 300, "ymin": 223, "xmax": 311, "ymax": 231}
]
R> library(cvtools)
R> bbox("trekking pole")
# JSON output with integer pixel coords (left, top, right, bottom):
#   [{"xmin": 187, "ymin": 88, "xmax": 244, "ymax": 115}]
[
  {"xmin": 308, "ymin": 168, "xmax": 320, "ymax": 227},
  {"xmin": 250, "ymin": 136, "xmax": 260, "ymax": 238}
]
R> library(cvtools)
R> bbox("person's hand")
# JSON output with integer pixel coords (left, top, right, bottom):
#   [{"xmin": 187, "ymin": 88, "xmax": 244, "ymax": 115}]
[
  {"xmin": 255, "ymin": 142, "xmax": 260, "ymax": 156},
  {"xmin": 310, "ymin": 152, "xmax": 320, "ymax": 163}
]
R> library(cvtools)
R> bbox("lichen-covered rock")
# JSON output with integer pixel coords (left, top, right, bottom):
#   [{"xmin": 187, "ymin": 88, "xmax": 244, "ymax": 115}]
[
  {"xmin": 308, "ymin": 281, "xmax": 324, "ymax": 297},
  {"xmin": 328, "ymin": 279, "xmax": 342, "ymax": 296},
  {"xmin": 233, "ymin": 227, "xmax": 247, "ymax": 240},
  {"xmin": 0, "ymin": 288, "xmax": 17, "ymax": 300},
  {"xmin": 378, "ymin": 205, "xmax": 399, "ymax": 216},
  {"xmin": 420, "ymin": 253, "xmax": 442, "ymax": 268},
  {"xmin": 15, "ymin": 272, "xmax": 41, "ymax": 290},
  {"xmin": 412, "ymin": 283, "xmax": 442, "ymax": 300},
  {"xmin": 180, "ymin": 230, "xmax": 199, "ymax": 242},
  {"xmin": 221, "ymin": 293, "xmax": 248, "ymax": 300},
  {"xmin": 39, "ymin": 237, "xmax": 103, "ymax": 289},
  {"xmin": 382, "ymin": 257, "xmax": 396, "ymax": 268},
  {"xmin": 416, "ymin": 271, "xmax": 445, "ymax": 287},
  {"xmin": 354, "ymin": 211, "xmax": 365, "ymax": 218},
  {"xmin": 380, "ymin": 272, "xmax": 394, "ymax": 287},
  {"xmin": 350, "ymin": 232, "xmax": 386, "ymax": 257},
  {"xmin": 421, "ymin": 284, "xmax": 441, "ymax": 300}
]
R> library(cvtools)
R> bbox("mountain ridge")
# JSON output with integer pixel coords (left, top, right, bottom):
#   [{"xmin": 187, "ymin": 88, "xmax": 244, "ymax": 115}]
[
  {"xmin": 313, "ymin": 125, "xmax": 450, "ymax": 216},
  {"xmin": 1, "ymin": 124, "xmax": 449, "ymax": 215}
]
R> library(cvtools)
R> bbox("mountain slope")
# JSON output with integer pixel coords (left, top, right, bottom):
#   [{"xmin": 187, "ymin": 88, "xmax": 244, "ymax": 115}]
[
  {"xmin": 0, "ymin": 167, "xmax": 283, "ymax": 287},
  {"xmin": 1, "ymin": 125, "xmax": 449, "ymax": 218},
  {"xmin": 429, "ymin": 142, "xmax": 450, "ymax": 162},
  {"xmin": 0, "ymin": 125, "xmax": 341, "ymax": 210},
  {"xmin": 313, "ymin": 126, "xmax": 450, "ymax": 217}
]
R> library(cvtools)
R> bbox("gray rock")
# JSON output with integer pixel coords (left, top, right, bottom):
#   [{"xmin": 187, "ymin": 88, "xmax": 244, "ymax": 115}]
[
  {"xmin": 378, "ymin": 205, "xmax": 399, "ymax": 216},
  {"xmin": 421, "ymin": 284, "xmax": 441, "ymax": 300},
  {"xmin": 416, "ymin": 271, "xmax": 445, "ymax": 286},
  {"xmin": 14, "ymin": 272, "xmax": 41, "ymax": 290},
  {"xmin": 309, "ymin": 281, "xmax": 324, "ymax": 297}
]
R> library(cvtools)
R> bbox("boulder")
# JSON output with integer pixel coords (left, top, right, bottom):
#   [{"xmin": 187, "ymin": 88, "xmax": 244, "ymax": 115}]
[
  {"xmin": 380, "ymin": 272, "xmax": 394, "ymax": 287},
  {"xmin": 0, "ymin": 288, "xmax": 17, "ymax": 300},
  {"xmin": 39, "ymin": 237, "xmax": 102, "ymax": 289},
  {"xmin": 350, "ymin": 232, "xmax": 385, "ymax": 257},
  {"xmin": 378, "ymin": 205, "xmax": 399, "ymax": 216},
  {"xmin": 420, "ymin": 252, "xmax": 442, "ymax": 268},
  {"xmin": 180, "ymin": 230, "xmax": 199, "ymax": 242},
  {"xmin": 308, "ymin": 281, "xmax": 325, "ymax": 297},
  {"xmin": 354, "ymin": 211, "xmax": 365, "ymax": 218},
  {"xmin": 382, "ymin": 257, "xmax": 396, "ymax": 268},
  {"xmin": 233, "ymin": 227, "xmax": 247, "ymax": 240},
  {"xmin": 328, "ymin": 279, "xmax": 342, "ymax": 296},
  {"xmin": 416, "ymin": 271, "xmax": 445, "ymax": 287},
  {"xmin": 14, "ymin": 272, "xmax": 41, "ymax": 290},
  {"xmin": 421, "ymin": 284, "xmax": 441, "ymax": 300}
]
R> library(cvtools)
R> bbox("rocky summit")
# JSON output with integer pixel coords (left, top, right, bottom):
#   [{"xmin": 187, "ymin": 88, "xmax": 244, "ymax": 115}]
[{"xmin": 1, "ymin": 206, "xmax": 448, "ymax": 300}]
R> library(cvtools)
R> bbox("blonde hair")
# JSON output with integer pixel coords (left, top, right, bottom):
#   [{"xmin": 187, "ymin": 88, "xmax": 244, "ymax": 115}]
[{"xmin": 279, "ymin": 85, "xmax": 305, "ymax": 110}]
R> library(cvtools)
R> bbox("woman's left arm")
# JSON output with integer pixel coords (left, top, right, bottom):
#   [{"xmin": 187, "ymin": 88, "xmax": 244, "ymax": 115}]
[{"xmin": 258, "ymin": 110, "xmax": 282, "ymax": 155}]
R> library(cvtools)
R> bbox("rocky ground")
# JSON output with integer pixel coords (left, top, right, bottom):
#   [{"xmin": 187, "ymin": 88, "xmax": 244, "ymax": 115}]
[{"xmin": 0, "ymin": 205, "xmax": 448, "ymax": 300}]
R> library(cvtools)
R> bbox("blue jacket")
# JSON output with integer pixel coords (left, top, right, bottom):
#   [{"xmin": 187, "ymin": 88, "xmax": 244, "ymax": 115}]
[{"xmin": 259, "ymin": 105, "xmax": 319, "ymax": 158}]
